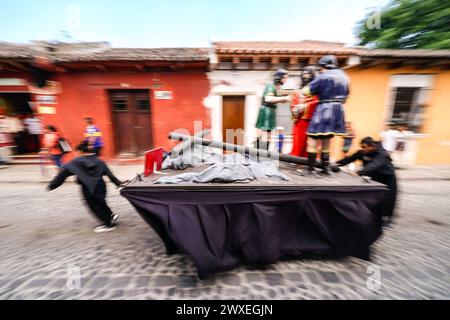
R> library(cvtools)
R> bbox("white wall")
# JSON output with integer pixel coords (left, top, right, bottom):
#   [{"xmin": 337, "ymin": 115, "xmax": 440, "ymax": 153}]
[{"xmin": 205, "ymin": 70, "xmax": 300, "ymax": 151}]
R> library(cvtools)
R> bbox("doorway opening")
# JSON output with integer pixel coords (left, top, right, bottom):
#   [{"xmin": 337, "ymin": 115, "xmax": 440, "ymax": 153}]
[
  {"xmin": 222, "ymin": 95, "xmax": 245, "ymax": 146},
  {"xmin": 109, "ymin": 90, "xmax": 153, "ymax": 156}
]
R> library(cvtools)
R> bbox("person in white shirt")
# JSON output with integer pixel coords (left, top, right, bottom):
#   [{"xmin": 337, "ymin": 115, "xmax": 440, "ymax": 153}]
[
  {"xmin": 395, "ymin": 125, "xmax": 415, "ymax": 166},
  {"xmin": 24, "ymin": 114, "xmax": 43, "ymax": 152},
  {"xmin": 380, "ymin": 124, "xmax": 400, "ymax": 154},
  {"xmin": 0, "ymin": 112, "xmax": 14, "ymax": 164}
]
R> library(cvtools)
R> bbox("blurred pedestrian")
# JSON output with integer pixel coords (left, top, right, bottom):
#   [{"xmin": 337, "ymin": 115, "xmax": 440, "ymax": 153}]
[
  {"xmin": 8, "ymin": 115, "xmax": 25, "ymax": 154},
  {"xmin": 40, "ymin": 125, "xmax": 64, "ymax": 170},
  {"xmin": 47, "ymin": 141, "xmax": 124, "ymax": 233},
  {"xmin": 335, "ymin": 137, "xmax": 397, "ymax": 227},
  {"xmin": 380, "ymin": 123, "xmax": 399, "ymax": 155},
  {"xmin": 24, "ymin": 114, "xmax": 43, "ymax": 152},
  {"xmin": 0, "ymin": 111, "xmax": 14, "ymax": 165},
  {"xmin": 395, "ymin": 124, "xmax": 415, "ymax": 167},
  {"xmin": 83, "ymin": 117, "xmax": 104, "ymax": 157},
  {"xmin": 342, "ymin": 121, "xmax": 356, "ymax": 157}
]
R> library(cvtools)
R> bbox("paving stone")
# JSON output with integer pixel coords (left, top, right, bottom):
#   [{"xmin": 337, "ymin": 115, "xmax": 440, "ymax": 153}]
[
  {"xmin": 49, "ymin": 279, "xmax": 68, "ymax": 289},
  {"xmin": 265, "ymin": 273, "xmax": 285, "ymax": 286},
  {"xmin": 246, "ymin": 273, "xmax": 263, "ymax": 283},
  {"xmin": 286, "ymin": 272, "xmax": 304, "ymax": 283},
  {"xmin": 26, "ymin": 279, "xmax": 51, "ymax": 288},
  {"xmin": 136, "ymin": 276, "xmax": 151, "ymax": 288},
  {"xmin": 319, "ymin": 272, "xmax": 340, "ymax": 283},
  {"xmin": 167, "ymin": 287, "xmax": 176, "ymax": 297},
  {"xmin": 86, "ymin": 277, "xmax": 108, "ymax": 289},
  {"xmin": 305, "ymin": 271, "xmax": 321, "ymax": 284},
  {"xmin": 47, "ymin": 291, "xmax": 63, "ymax": 300},
  {"xmin": 221, "ymin": 274, "xmax": 241, "ymax": 286},
  {"xmin": 177, "ymin": 275, "xmax": 198, "ymax": 288},
  {"xmin": 108, "ymin": 277, "xmax": 131, "ymax": 289},
  {"xmin": 154, "ymin": 275, "xmax": 176, "ymax": 287}
]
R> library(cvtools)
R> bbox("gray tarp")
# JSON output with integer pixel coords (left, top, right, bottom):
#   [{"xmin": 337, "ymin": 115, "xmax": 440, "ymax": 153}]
[{"xmin": 156, "ymin": 146, "xmax": 289, "ymax": 184}]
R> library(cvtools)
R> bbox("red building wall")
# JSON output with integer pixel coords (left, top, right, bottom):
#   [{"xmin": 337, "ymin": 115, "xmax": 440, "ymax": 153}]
[{"xmin": 39, "ymin": 70, "xmax": 211, "ymax": 160}]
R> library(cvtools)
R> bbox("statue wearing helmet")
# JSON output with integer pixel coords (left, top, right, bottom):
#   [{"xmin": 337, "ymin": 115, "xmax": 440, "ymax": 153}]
[{"xmin": 304, "ymin": 55, "xmax": 350, "ymax": 175}]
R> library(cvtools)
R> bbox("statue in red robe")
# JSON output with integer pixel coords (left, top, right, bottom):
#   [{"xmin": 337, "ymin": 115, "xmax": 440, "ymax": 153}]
[{"xmin": 290, "ymin": 67, "xmax": 319, "ymax": 157}]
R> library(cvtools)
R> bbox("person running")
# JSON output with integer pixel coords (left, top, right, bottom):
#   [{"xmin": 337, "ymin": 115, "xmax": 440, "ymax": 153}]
[
  {"xmin": 342, "ymin": 121, "xmax": 356, "ymax": 157},
  {"xmin": 48, "ymin": 141, "xmax": 125, "ymax": 233}
]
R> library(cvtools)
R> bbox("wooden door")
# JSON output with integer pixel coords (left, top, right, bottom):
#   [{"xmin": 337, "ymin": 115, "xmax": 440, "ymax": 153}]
[
  {"xmin": 222, "ymin": 96, "xmax": 245, "ymax": 145},
  {"xmin": 110, "ymin": 90, "xmax": 153, "ymax": 155},
  {"xmin": 132, "ymin": 91, "xmax": 153, "ymax": 154}
]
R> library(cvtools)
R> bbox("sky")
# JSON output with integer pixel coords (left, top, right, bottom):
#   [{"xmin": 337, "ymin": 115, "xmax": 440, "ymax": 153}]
[{"xmin": 0, "ymin": 0, "xmax": 391, "ymax": 47}]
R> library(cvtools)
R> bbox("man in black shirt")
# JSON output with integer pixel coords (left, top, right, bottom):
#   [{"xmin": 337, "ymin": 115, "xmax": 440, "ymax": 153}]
[
  {"xmin": 48, "ymin": 142, "xmax": 124, "ymax": 233},
  {"xmin": 335, "ymin": 137, "xmax": 397, "ymax": 226}
]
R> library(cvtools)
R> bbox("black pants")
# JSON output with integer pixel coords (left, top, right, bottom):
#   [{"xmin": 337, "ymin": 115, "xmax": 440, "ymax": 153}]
[
  {"xmin": 82, "ymin": 186, "xmax": 113, "ymax": 226},
  {"xmin": 373, "ymin": 174, "xmax": 397, "ymax": 218}
]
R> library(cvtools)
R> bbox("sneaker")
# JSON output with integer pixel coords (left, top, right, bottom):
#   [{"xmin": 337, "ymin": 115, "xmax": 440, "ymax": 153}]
[
  {"xmin": 94, "ymin": 225, "xmax": 116, "ymax": 233},
  {"xmin": 381, "ymin": 217, "xmax": 393, "ymax": 229},
  {"xmin": 111, "ymin": 214, "xmax": 119, "ymax": 225}
]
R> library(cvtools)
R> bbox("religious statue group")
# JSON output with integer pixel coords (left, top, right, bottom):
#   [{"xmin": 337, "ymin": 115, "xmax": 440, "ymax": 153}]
[
  {"xmin": 255, "ymin": 55, "xmax": 397, "ymax": 226},
  {"xmin": 256, "ymin": 54, "xmax": 350, "ymax": 175}
]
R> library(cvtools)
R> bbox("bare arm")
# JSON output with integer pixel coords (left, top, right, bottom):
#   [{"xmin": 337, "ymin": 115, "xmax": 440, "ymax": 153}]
[{"xmin": 265, "ymin": 95, "xmax": 291, "ymax": 103}]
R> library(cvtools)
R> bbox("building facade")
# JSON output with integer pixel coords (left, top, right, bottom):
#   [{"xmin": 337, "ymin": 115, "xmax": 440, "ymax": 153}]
[
  {"xmin": 0, "ymin": 42, "xmax": 211, "ymax": 160},
  {"xmin": 207, "ymin": 41, "xmax": 450, "ymax": 164},
  {"xmin": 1, "ymin": 40, "xmax": 449, "ymax": 164}
]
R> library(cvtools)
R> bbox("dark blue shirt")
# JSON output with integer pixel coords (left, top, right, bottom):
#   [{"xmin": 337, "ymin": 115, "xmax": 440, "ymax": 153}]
[{"xmin": 309, "ymin": 69, "xmax": 350, "ymax": 102}]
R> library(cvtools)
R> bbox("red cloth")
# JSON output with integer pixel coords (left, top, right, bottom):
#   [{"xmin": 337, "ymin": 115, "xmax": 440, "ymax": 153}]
[
  {"xmin": 144, "ymin": 147, "xmax": 164, "ymax": 177},
  {"xmin": 290, "ymin": 91, "xmax": 319, "ymax": 157}
]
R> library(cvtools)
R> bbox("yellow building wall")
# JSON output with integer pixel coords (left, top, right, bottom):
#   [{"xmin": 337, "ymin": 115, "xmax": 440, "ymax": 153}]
[
  {"xmin": 415, "ymin": 71, "xmax": 450, "ymax": 164},
  {"xmin": 329, "ymin": 66, "xmax": 450, "ymax": 165}
]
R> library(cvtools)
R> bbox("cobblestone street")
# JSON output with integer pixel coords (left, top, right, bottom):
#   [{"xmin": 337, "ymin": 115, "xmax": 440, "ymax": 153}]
[{"xmin": 0, "ymin": 166, "xmax": 449, "ymax": 300}]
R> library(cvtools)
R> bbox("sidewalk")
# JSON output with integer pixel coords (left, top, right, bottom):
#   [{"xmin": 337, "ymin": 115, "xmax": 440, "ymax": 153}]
[
  {"xmin": 0, "ymin": 164, "xmax": 143, "ymax": 184},
  {"xmin": 1, "ymin": 163, "xmax": 450, "ymax": 184}
]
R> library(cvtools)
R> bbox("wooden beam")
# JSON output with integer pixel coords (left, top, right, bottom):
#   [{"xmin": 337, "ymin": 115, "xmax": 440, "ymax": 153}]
[
  {"xmin": 0, "ymin": 62, "xmax": 18, "ymax": 72},
  {"xmin": 418, "ymin": 60, "xmax": 447, "ymax": 70},
  {"xmin": 172, "ymin": 62, "xmax": 185, "ymax": 71},
  {"xmin": 54, "ymin": 66, "xmax": 67, "ymax": 72},
  {"xmin": 134, "ymin": 64, "xmax": 145, "ymax": 71},
  {"xmin": 308, "ymin": 57, "xmax": 318, "ymax": 65},
  {"xmin": 386, "ymin": 61, "xmax": 404, "ymax": 69},
  {"xmin": 95, "ymin": 64, "xmax": 107, "ymax": 71},
  {"xmin": 0, "ymin": 59, "xmax": 28, "ymax": 71},
  {"xmin": 359, "ymin": 59, "xmax": 387, "ymax": 69}
]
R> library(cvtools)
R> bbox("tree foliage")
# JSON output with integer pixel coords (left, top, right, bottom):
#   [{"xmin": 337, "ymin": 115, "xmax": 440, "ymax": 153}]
[{"xmin": 356, "ymin": 0, "xmax": 450, "ymax": 49}]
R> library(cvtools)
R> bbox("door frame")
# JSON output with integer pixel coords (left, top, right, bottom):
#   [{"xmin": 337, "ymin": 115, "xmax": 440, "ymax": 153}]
[{"xmin": 108, "ymin": 88, "xmax": 153, "ymax": 156}]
